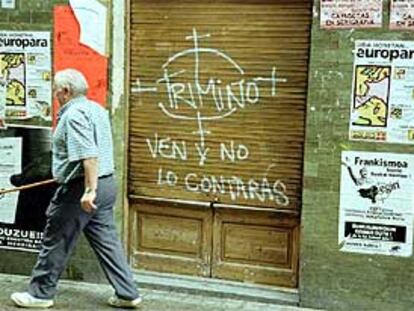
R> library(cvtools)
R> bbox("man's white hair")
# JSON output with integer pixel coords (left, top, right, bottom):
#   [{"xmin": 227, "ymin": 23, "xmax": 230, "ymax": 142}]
[{"xmin": 54, "ymin": 68, "xmax": 88, "ymax": 97}]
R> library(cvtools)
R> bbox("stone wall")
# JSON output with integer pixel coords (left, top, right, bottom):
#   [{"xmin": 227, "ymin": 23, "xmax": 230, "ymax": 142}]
[{"xmin": 300, "ymin": 1, "xmax": 414, "ymax": 310}]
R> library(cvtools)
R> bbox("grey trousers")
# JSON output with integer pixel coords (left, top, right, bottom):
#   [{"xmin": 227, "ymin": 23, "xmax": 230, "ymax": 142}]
[{"xmin": 28, "ymin": 175, "xmax": 139, "ymax": 300}]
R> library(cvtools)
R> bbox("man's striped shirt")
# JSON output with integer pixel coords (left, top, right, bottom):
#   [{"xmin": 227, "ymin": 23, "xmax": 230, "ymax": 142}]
[{"xmin": 52, "ymin": 96, "xmax": 114, "ymax": 184}]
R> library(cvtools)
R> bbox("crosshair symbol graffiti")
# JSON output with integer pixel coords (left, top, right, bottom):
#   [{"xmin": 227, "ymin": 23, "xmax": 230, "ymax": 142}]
[{"xmin": 132, "ymin": 28, "xmax": 287, "ymax": 165}]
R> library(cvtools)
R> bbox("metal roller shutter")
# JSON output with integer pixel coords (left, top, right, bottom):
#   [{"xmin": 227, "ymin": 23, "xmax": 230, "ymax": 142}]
[{"xmin": 128, "ymin": 0, "xmax": 311, "ymax": 287}]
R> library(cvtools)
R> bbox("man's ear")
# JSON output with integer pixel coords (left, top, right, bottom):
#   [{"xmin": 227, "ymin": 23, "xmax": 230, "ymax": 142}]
[{"xmin": 63, "ymin": 87, "xmax": 73, "ymax": 98}]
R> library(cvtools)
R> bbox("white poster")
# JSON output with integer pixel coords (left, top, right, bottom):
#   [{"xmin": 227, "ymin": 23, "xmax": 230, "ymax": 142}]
[
  {"xmin": 340, "ymin": 151, "xmax": 414, "ymax": 257},
  {"xmin": 390, "ymin": 0, "xmax": 414, "ymax": 31},
  {"xmin": 69, "ymin": 0, "xmax": 108, "ymax": 55},
  {"xmin": 0, "ymin": 31, "xmax": 52, "ymax": 128},
  {"xmin": 1, "ymin": 0, "xmax": 15, "ymax": 9},
  {"xmin": 320, "ymin": 0, "xmax": 383, "ymax": 29},
  {"xmin": 0, "ymin": 137, "xmax": 21, "ymax": 223},
  {"xmin": 349, "ymin": 40, "xmax": 414, "ymax": 144}
]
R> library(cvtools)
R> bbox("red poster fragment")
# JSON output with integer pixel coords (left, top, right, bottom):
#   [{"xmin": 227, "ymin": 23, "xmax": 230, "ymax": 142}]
[{"xmin": 53, "ymin": 5, "xmax": 108, "ymax": 123}]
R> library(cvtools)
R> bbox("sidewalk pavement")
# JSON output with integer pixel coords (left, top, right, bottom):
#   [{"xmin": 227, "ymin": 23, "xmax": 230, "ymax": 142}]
[{"xmin": 0, "ymin": 273, "xmax": 320, "ymax": 311}]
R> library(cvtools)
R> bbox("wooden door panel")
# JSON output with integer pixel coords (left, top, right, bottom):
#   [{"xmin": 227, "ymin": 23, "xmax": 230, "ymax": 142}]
[
  {"xmin": 212, "ymin": 207, "xmax": 299, "ymax": 287},
  {"xmin": 222, "ymin": 224, "xmax": 291, "ymax": 266},
  {"xmin": 140, "ymin": 214, "xmax": 201, "ymax": 255},
  {"xmin": 129, "ymin": 197, "xmax": 212, "ymax": 277}
]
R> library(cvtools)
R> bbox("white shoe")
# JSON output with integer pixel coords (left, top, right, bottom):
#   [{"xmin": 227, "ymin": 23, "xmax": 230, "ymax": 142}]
[
  {"xmin": 11, "ymin": 292, "xmax": 54, "ymax": 308},
  {"xmin": 107, "ymin": 295, "xmax": 142, "ymax": 308}
]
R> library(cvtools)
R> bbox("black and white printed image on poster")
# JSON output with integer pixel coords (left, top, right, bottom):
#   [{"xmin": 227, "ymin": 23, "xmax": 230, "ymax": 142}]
[
  {"xmin": 0, "ymin": 31, "xmax": 52, "ymax": 128},
  {"xmin": 350, "ymin": 40, "xmax": 414, "ymax": 144},
  {"xmin": 0, "ymin": 128, "xmax": 56, "ymax": 252},
  {"xmin": 340, "ymin": 151, "xmax": 414, "ymax": 257}
]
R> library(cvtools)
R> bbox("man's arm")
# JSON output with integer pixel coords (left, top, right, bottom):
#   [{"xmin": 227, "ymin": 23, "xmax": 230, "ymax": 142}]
[{"xmin": 81, "ymin": 157, "xmax": 98, "ymax": 213}]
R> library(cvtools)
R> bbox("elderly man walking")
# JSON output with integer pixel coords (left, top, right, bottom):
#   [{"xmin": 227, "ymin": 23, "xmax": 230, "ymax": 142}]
[{"xmin": 11, "ymin": 69, "xmax": 141, "ymax": 309}]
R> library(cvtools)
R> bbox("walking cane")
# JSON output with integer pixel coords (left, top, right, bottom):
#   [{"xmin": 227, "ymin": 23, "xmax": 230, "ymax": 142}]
[{"xmin": 0, "ymin": 179, "xmax": 56, "ymax": 196}]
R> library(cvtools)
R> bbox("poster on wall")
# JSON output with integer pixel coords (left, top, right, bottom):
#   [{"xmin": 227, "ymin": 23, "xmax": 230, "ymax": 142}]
[
  {"xmin": 68, "ymin": 0, "xmax": 108, "ymax": 56},
  {"xmin": 0, "ymin": 31, "xmax": 52, "ymax": 128},
  {"xmin": 0, "ymin": 130, "xmax": 56, "ymax": 252},
  {"xmin": 1, "ymin": 0, "xmax": 15, "ymax": 9},
  {"xmin": 320, "ymin": 0, "xmax": 383, "ymax": 29},
  {"xmin": 339, "ymin": 151, "xmax": 414, "ymax": 257},
  {"xmin": 349, "ymin": 40, "xmax": 414, "ymax": 144},
  {"xmin": 0, "ymin": 137, "xmax": 21, "ymax": 224},
  {"xmin": 53, "ymin": 5, "xmax": 108, "ymax": 126},
  {"xmin": 390, "ymin": 0, "xmax": 414, "ymax": 31}
]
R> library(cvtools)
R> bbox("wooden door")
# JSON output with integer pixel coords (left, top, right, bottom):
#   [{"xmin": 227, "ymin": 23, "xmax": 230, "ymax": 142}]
[{"xmin": 128, "ymin": 0, "xmax": 311, "ymax": 287}]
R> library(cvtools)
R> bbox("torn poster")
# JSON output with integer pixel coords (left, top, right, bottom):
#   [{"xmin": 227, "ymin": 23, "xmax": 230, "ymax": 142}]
[
  {"xmin": 0, "ymin": 129, "xmax": 56, "ymax": 252},
  {"xmin": 69, "ymin": 0, "xmax": 108, "ymax": 56},
  {"xmin": 53, "ymin": 6, "xmax": 108, "ymax": 125}
]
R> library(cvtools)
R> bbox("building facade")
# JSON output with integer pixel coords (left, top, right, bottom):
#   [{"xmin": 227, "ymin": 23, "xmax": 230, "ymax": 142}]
[{"xmin": 0, "ymin": 1, "xmax": 413, "ymax": 310}]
